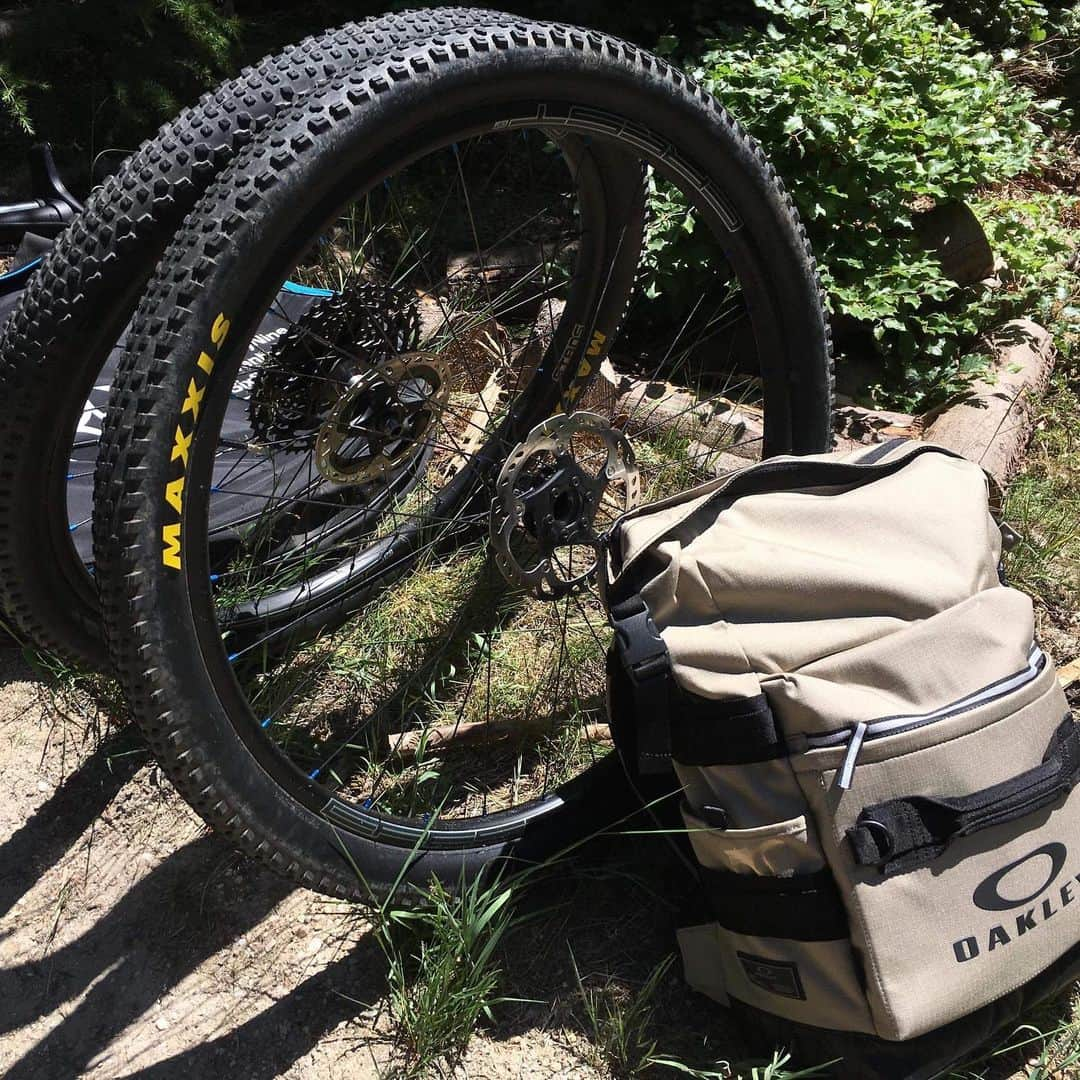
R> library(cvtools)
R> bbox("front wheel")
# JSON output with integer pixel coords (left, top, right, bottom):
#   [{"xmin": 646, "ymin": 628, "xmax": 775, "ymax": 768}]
[{"xmin": 95, "ymin": 20, "xmax": 833, "ymax": 898}]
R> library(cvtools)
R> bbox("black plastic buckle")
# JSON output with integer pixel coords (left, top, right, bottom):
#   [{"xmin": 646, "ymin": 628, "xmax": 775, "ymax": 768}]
[
  {"xmin": 610, "ymin": 594, "xmax": 672, "ymax": 774},
  {"xmin": 611, "ymin": 596, "xmax": 668, "ymax": 683}
]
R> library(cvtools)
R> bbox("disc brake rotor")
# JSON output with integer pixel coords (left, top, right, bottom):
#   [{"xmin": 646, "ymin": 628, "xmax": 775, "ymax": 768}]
[
  {"xmin": 491, "ymin": 412, "xmax": 639, "ymax": 600},
  {"xmin": 314, "ymin": 352, "xmax": 451, "ymax": 485}
]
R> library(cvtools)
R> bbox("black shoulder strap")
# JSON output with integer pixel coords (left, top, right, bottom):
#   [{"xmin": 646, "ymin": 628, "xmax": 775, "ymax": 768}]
[{"xmin": 609, "ymin": 594, "xmax": 673, "ymax": 775}]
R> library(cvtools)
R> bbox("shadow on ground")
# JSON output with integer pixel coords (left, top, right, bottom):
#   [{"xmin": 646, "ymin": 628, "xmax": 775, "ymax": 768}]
[
  {"xmin": 0, "ymin": 645, "xmax": 141, "ymax": 923},
  {"xmin": 0, "ymin": 659, "xmax": 1072, "ymax": 1080},
  {"xmin": 0, "ymin": 686, "xmax": 734, "ymax": 1080},
  {"xmin": 0, "ymin": 729, "xmax": 147, "ymax": 922}
]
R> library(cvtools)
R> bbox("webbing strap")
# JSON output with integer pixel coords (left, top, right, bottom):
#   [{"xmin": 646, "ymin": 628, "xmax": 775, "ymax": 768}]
[
  {"xmin": 699, "ymin": 865, "xmax": 849, "ymax": 941},
  {"xmin": 610, "ymin": 594, "xmax": 672, "ymax": 775},
  {"xmin": 849, "ymin": 717, "xmax": 1080, "ymax": 877},
  {"xmin": 672, "ymin": 693, "xmax": 786, "ymax": 765}
]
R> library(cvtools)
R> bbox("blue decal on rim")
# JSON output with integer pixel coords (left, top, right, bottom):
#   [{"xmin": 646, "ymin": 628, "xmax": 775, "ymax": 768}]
[
  {"xmin": 0, "ymin": 256, "xmax": 42, "ymax": 285},
  {"xmin": 281, "ymin": 279, "xmax": 336, "ymax": 299}
]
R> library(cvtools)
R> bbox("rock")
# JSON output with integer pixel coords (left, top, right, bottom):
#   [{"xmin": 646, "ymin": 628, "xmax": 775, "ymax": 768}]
[
  {"xmin": 914, "ymin": 201, "xmax": 995, "ymax": 286},
  {"xmin": 922, "ymin": 319, "xmax": 1055, "ymax": 486}
]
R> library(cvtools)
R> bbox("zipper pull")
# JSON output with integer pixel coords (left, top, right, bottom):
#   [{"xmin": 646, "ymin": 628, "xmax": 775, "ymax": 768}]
[{"xmin": 836, "ymin": 721, "xmax": 868, "ymax": 791}]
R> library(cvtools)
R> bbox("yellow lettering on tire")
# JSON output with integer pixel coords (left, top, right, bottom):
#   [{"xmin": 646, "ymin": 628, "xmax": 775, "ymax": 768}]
[
  {"xmin": 171, "ymin": 425, "xmax": 193, "ymax": 467},
  {"xmin": 165, "ymin": 476, "xmax": 184, "ymax": 515},
  {"xmin": 162, "ymin": 522, "xmax": 182, "ymax": 569},
  {"xmin": 162, "ymin": 311, "xmax": 231, "ymax": 571},
  {"xmin": 181, "ymin": 378, "xmax": 205, "ymax": 421},
  {"xmin": 211, "ymin": 313, "xmax": 231, "ymax": 346}
]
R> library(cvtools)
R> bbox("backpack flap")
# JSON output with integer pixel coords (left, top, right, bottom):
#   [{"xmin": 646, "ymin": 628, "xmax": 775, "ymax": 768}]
[{"xmin": 793, "ymin": 650, "xmax": 1076, "ymax": 1040}]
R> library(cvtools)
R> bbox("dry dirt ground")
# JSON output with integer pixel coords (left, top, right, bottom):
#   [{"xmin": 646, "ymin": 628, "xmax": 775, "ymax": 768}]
[
  {"xmin": 1, "ymin": 628, "xmax": 1077, "ymax": 1079},
  {"xmin": 0, "ymin": 643, "xmax": 736, "ymax": 1080}
]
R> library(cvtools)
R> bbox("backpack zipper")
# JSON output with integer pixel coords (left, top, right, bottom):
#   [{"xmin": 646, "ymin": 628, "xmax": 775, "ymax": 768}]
[{"xmin": 806, "ymin": 644, "xmax": 1046, "ymax": 790}]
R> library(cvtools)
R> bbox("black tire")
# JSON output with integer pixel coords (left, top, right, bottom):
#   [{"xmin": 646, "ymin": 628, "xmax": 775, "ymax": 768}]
[
  {"xmin": 96, "ymin": 21, "xmax": 833, "ymax": 898},
  {"xmin": 0, "ymin": 7, "xmax": 531, "ymax": 670}
]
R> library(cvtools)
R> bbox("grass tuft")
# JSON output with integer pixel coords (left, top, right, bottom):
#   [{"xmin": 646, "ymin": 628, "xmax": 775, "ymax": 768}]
[
  {"xmin": 571, "ymin": 951, "xmax": 674, "ymax": 1078},
  {"xmin": 374, "ymin": 874, "xmax": 518, "ymax": 1077}
]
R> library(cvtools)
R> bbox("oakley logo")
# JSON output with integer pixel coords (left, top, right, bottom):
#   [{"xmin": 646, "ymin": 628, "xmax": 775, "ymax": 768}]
[
  {"xmin": 973, "ymin": 842, "xmax": 1068, "ymax": 912},
  {"xmin": 953, "ymin": 841, "xmax": 1076, "ymax": 963}
]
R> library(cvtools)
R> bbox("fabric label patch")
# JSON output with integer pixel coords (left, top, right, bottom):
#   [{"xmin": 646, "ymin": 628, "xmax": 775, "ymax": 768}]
[{"xmin": 737, "ymin": 952, "xmax": 806, "ymax": 1000}]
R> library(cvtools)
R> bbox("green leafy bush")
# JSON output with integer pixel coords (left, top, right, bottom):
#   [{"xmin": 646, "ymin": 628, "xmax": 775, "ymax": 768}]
[
  {"xmin": 943, "ymin": 1, "xmax": 1080, "ymax": 106},
  {"xmin": 938, "ymin": 0, "xmax": 1054, "ymax": 45},
  {"xmin": 940, "ymin": 0, "xmax": 1080, "ymax": 48},
  {"xmin": 0, "ymin": 1, "xmax": 237, "ymax": 188},
  {"xmin": 654, "ymin": 0, "xmax": 1046, "ymax": 408}
]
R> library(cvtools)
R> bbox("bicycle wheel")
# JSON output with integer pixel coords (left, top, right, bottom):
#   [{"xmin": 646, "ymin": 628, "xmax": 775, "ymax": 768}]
[
  {"xmin": 0, "ymin": 7, "xmax": 538, "ymax": 669},
  {"xmin": 96, "ymin": 21, "xmax": 833, "ymax": 897}
]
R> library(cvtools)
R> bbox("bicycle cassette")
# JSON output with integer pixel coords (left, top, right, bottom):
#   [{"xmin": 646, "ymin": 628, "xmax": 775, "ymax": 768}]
[{"xmin": 248, "ymin": 281, "xmax": 420, "ymax": 447}]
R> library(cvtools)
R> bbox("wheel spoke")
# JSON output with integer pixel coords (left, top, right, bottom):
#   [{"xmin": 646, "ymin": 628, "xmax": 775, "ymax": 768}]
[{"xmin": 162, "ymin": 121, "xmax": 784, "ymax": 836}]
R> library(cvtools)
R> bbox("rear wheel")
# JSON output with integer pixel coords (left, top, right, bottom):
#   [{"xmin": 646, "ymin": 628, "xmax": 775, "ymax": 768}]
[{"xmin": 96, "ymin": 23, "xmax": 833, "ymax": 897}]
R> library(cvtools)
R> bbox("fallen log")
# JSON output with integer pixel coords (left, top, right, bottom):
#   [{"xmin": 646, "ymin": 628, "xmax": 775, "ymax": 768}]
[
  {"xmin": 923, "ymin": 319, "xmax": 1055, "ymax": 487},
  {"xmin": 684, "ymin": 442, "xmax": 753, "ymax": 478},
  {"xmin": 611, "ymin": 378, "xmax": 765, "ymax": 458},
  {"xmin": 387, "ymin": 718, "xmax": 611, "ymax": 758},
  {"xmin": 832, "ymin": 405, "xmax": 919, "ymax": 452},
  {"xmin": 1058, "ymin": 657, "xmax": 1080, "ymax": 690}
]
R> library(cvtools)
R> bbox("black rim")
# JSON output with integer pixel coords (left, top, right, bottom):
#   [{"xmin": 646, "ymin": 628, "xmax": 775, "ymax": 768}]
[{"xmin": 174, "ymin": 107, "xmax": 796, "ymax": 849}]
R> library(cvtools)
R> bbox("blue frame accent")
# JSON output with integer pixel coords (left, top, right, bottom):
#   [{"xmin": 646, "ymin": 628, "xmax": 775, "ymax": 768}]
[
  {"xmin": 0, "ymin": 256, "xmax": 42, "ymax": 286},
  {"xmin": 281, "ymin": 279, "xmax": 336, "ymax": 299}
]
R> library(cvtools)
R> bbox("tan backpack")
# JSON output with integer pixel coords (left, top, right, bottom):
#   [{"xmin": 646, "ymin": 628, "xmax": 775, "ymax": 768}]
[{"xmin": 603, "ymin": 440, "xmax": 1079, "ymax": 1072}]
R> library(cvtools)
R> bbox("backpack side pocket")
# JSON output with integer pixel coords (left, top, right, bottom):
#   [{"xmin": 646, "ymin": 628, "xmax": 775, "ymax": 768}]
[
  {"xmin": 676, "ymin": 703, "xmax": 876, "ymax": 1033},
  {"xmin": 795, "ymin": 657, "xmax": 1077, "ymax": 1040}
]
